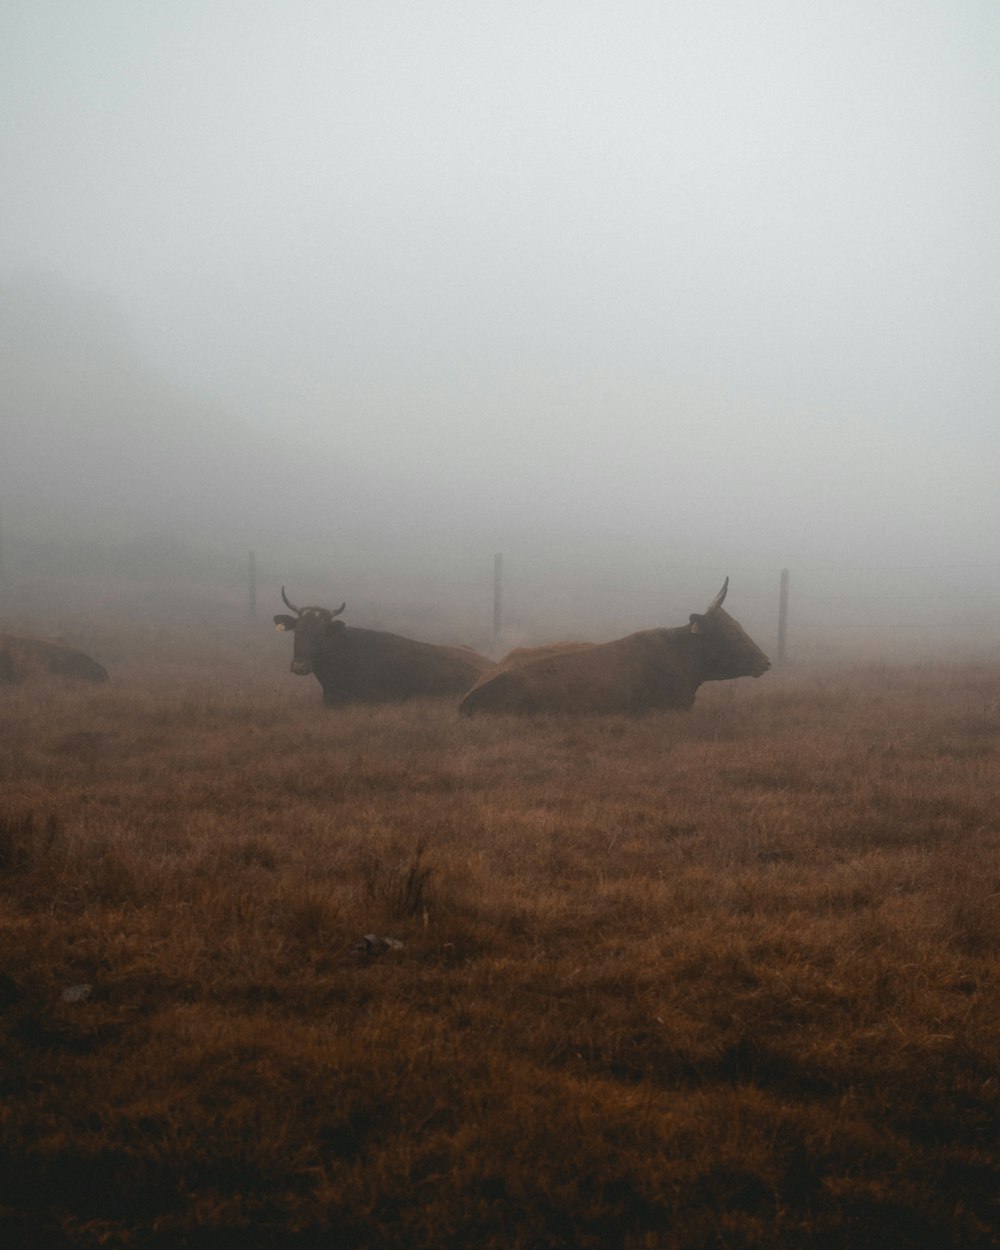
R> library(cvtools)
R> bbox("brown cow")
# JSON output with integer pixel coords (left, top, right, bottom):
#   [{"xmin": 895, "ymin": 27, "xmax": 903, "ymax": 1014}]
[
  {"xmin": 0, "ymin": 634, "xmax": 108, "ymax": 684},
  {"xmin": 274, "ymin": 588, "xmax": 494, "ymax": 706},
  {"xmin": 495, "ymin": 641, "xmax": 597, "ymax": 669},
  {"xmin": 461, "ymin": 640, "xmax": 595, "ymax": 704},
  {"xmin": 459, "ymin": 579, "xmax": 769, "ymax": 715}
]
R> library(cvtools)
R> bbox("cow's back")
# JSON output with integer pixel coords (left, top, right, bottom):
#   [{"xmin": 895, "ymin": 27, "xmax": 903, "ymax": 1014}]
[
  {"xmin": 318, "ymin": 629, "xmax": 491, "ymax": 703},
  {"xmin": 460, "ymin": 630, "xmax": 695, "ymax": 714},
  {"xmin": 0, "ymin": 634, "xmax": 108, "ymax": 684},
  {"xmin": 461, "ymin": 641, "xmax": 593, "ymax": 704}
]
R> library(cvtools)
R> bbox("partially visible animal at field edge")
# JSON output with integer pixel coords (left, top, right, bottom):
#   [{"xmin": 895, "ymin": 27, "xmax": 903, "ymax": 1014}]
[
  {"xmin": 0, "ymin": 633, "xmax": 108, "ymax": 684},
  {"xmin": 274, "ymin": 588, "xmax": 494, "ymax": 706},
  {"xmin": 458, "ymin": 578, "xmax": 770, "ymax": 715}
]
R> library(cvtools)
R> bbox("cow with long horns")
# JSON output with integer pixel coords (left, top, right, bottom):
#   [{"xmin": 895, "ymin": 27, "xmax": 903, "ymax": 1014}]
[
  {"xmin": 459, "ymin": 579, "xmax": 770, "ymax": 715},
  {"xmin": 274, "ymin": 589, "xmax": 494, "ymax": 706}
]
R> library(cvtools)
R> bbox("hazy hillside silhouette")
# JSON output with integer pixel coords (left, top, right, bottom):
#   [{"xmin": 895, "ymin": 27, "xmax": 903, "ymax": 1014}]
[{"xmin": 0, "ymin": 274, "xmax": 446, "ymax": 592}]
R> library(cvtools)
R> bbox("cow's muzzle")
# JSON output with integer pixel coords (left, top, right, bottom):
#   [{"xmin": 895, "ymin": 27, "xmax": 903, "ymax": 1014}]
[{"xmin": 290, "ymin": 660, "xmax": 313, "ymax": 676}]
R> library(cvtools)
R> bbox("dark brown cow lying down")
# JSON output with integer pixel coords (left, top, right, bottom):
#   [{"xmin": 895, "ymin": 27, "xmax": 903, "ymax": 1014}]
[
  {"xmin": 274, "ymin": 588, "xmax": 494, "ymax": 706},
  {"xmin": 0, "ymin": 634, "xmax": 108, "ymax": 684},
  {"xmin": 459, "ymin": 579, "xmax": 770, "ymax": 715}
]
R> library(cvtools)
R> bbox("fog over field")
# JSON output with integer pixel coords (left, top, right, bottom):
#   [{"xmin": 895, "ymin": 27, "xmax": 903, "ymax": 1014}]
[{"xmin": 2, "ymin": 1, "xmax": 999, "ymax": 651}]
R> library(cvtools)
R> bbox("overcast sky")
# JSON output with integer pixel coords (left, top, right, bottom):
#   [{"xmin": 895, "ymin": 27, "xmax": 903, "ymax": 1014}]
[{"xmin": 3, "ymin": 0, "xmax": 1000, "ymax": 576}]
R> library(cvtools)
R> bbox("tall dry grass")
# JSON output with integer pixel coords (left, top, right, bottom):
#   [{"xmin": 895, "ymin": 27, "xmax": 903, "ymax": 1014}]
[{"xmin": 0, "ymin": 625, "xmax": 998, "ymax": 1248}]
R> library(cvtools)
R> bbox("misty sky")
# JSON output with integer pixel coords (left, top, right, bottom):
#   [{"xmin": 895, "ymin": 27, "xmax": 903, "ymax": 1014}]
[{"xmin": 3, "ymin": 0, "xmax": 1000, "ymax": 570}]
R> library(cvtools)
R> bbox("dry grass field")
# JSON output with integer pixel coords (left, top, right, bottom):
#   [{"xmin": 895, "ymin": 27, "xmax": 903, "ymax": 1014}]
[{"xmin": 1, "ymin": 621, "xmax": 999, "ymax": 1248}]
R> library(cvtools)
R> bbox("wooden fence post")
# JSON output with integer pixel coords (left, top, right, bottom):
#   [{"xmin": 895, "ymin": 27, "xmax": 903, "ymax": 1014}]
[
  {"xmin": 248, "ymin": 550, "xmax": 257, "ymax": 619},
  {"xmin": 0, "ymin": 508, "xmax": 7, "ymax": 598},
  {"xmin": 777, "ymin": 568, "xmax": 789, "ymax": 667},
  {"xmin": 493, "ymin": 553, "xmax": 503, "ymax": 645}
]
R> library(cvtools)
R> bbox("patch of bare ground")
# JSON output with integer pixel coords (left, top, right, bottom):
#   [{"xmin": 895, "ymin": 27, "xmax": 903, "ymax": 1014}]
[{"xmin": 0, "ymin": 638, "xmax": 998, "ymax": 1248}]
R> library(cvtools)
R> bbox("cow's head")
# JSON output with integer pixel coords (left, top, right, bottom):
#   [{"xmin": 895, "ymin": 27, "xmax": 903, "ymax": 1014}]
[
  {"xmin": 689, "ymin": 578, "xmax": 771, "ymax": 680},
  {"xmin": 274, "ymin": 587, "xmax": 346, "ymax": 676}
]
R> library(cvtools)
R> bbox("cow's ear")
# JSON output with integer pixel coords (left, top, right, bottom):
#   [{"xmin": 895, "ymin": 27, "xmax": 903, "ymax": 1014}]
[
  {"xmin": 274, "ymin": 615, "xmax": 297, "ymax": 632},
  {"xmin": 326, "ymin": 618, "xmax": 347, "ymax": 635},
  {"xmin": 689, "ymin": 613, "xmax": 703, "ymax": 635}
]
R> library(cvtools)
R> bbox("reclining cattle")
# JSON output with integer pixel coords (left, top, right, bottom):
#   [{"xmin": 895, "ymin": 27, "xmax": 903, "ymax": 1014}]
[
  {"xmin": 459, "ymin": 579, "xmax": 769, "ymax": 715},
  {"xmin": 274, "ymin": 588, "xmax": 494, "ymax": 705},
  {"xmin": 0, "ymin": 633, "xmax": 108, "ymax": 685}
]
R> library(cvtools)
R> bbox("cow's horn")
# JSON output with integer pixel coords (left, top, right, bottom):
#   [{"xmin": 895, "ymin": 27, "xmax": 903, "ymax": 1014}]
[
  {"xmin": 331, "ymin": 602, "xmax": 346, "ymax": 618},
  {"xmin": 281, "ymin": 586, "xmax": 302, "ymax": 615},
  {"xmin": 705, "ymin": 577, "xmax": 729, "ymax": 615}
]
